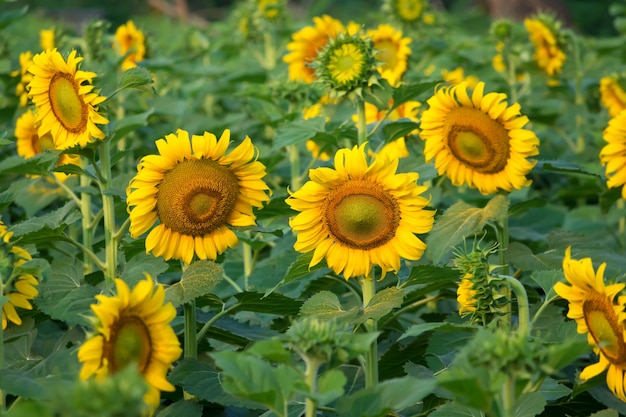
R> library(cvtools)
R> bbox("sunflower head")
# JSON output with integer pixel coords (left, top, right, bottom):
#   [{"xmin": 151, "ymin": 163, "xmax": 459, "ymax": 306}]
[
  {"xmin": 114, "ymin": 20, "xmax": 146, "ymax": 71},
  {"xmin": 524, "ymin": 12, "xmax": 567, "ymax": 76},
  {"xmin": 314, "ymin": 31, "xmax": 377, "ymax": 95},
  {"xmin": 420, "ymin": 81, "xmax": 539, "ymax": 195},
  {"xmin": 256, "ymin": 0, "xmax": 286, "ymax": 21},
  {"xmin": 383, "ymin": 0, "xmax": 427, "ymax": 25},
  {"xmin": 0, "ymin": 222, "xmax": 40, "ymax": 330},
  {"xmin": 78, "ymin": 274, "xmax": 182, "ymax": 408},
  {"xmin": 286, "ymin": 143, "xmax": 434, "ymax": 279},
  {"xmin": 11, "ymin": 51, "xmax": 34, "ymax": 108},
  {"xmin": 127, "ymin": 129, "xmax": 271, "ymax": 264},
  {"xmin": 366, "ymin": 24, "xmax": 412, "ymax": 86},
  {"xmin": 600, "ymin": 108, "xmax": 626, "ymax": 200},
  {"xmin": 600, "ymin": 73, "xmax": 626, "ymax": 118}
]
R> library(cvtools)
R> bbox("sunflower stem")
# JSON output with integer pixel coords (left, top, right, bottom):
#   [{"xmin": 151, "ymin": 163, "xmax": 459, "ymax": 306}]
[
  {"xmin": 569, "ymin": 30, "xmax": 585, "ymax": 154},
  {"xmin": 360, "ymin": 276, "xmax": 378, "ymax": 387},
  {"xmin": 356, "ymin": 95, "xmax": 367, "ymax": 147},
  {"xmin": 304, "ymin": 356, "xmax": 321, "ymax": 417},
  {"xmin": 498, "ymin": 274, "xmax": 530, "ymax": 337},
  {"xmin": 262, "ymin": 30, "xmax": 276, "ymax": 70},
  {"xmin": 79, "ymin": 157, "xmax": 94, "ymax": 275},
  {"xmin": 184, "ymin": 299, "xmax": 197, "ymax": 359},
  {"xmin": 618, "ymin": 199, "xmax": 626, "ymax": 249},
  {"xmin": 243, "ymin": 240, "xmax": 253, "ymax": 290},
  {"xmin": 288, "ymin": 144, "xmax": 302, "ymax": 191},
  {"xmin": 495, "ymin": 196, "xmax": 511, "ymax": 330},
  {"xmin": 196, "ymin": 303, "xmax": 239, "ymax": 342},
  {"xmin": 100, "ymin": 140, "xmax": 117, "ymax": 291}
]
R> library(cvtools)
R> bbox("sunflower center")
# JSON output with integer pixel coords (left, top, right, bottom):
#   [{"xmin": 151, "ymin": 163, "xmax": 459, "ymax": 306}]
[
  {"xmin": 156, "ymin": 159, "xmax": 239, "ymax": 236},
  {"xmin": 324, "ymin": 180, "xmax": 399, "ymax": 249},
  {"xmin": 108, "ymin": 316, "xmax": 152, "ymax": 373},
  {"xmin": 445, "ymin": 106, "xmax": 510, "ymax": 174},
  {"xmin": 376, "ymin": 40, "xmax": 398, "ymax": 70},
  {"xmin": 36, "ymin": 132, "xmax": 55, "ymax": 153},
  {"xmin": 49, "ymin": 73, "xmax": 88, "ymax": 133},
  {"xmin": 328, "ymin": 44, "xmax": 364, "ymax": 84},
  {"xmin": 583, "ymin": 295, "xmax": 626, "ymax": 365},
  {"xmin": 397, "ymin": 0, "xmax": 423, "ymax": 21}
]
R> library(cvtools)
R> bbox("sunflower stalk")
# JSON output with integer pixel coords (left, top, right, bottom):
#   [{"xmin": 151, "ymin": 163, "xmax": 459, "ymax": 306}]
[
  {"xmin": 568, "ymin": 30, "xmax": 585, "ymax": 154},
  {"xmin": 99, "ymin": 140, "xmax": 117, "ymax": 291},
  {"xmin": 79, "ymin": 157, "xmax": 94, "ymax": 274},
  {"xmin": 303, "ymin": 355, "xmax": 321, "ymax": 417},
  {"xmin": 356, "ymin": 95, "xmax": 367, "ymax": 146},
  {"xmin": 183, "ymin": 299, "xmax": 197, "ymax": 360},
  {"xmin": 498, "ymin": 275, "xmax": 530, "ymax": 337},
  {"xmin": 360, "ymin": 276, "xmax": 378, "ymax": 387},
  {"xmin": 288, "ymin": 144, "xmax": 302, "ymax": 191}
]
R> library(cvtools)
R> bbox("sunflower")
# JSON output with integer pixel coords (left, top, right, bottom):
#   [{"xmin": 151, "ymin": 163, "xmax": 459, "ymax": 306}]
[
  {"xmin": 283, "ymin": 15, "xmax": 345, "ymax": 83},
  {"xmin": 600, "ymin": 109, "xmax": 626, "ymax": 199},
  {"xmin": 286, "ymin": 143, "xmax": 434, "ymax": 279},
  {"xmin": 354, "ymin": 98, "xmax": 420, "ymax": 126},
  {"xmin": 383, "ymin": 0, "xmax": 426, "ymax": 25},
  {"xmin": 27, "ymin": 49, "xmax": 109, "ymax": 150},
  {"xmin": 78, "ymin": 274, "xmax": 182, "ymax": 407},
  {"xmin": 315, "ymin": 32, "xmax": 376, "ymax": 93},
  {"xmin": 457, "ymin": 273, "xmax": 478, "ymax": 316},
  {"xmin": 524, "ymin": 16, "xmax": 566, "ymax": 76},
  {"xmin": 11, "ymin": 51, "xmax": 33, "ymax": 107},
  {"xmin": 127, "ymin": 129, "xmax": 270, "ymax": 265},
  {"xmin": 441, "ymin": 67, "xmax": 479, "ymax": 89},
  {"xmin": 554, "ymin": 247, "xmax": 626, "ymax": 401},
  {"xmin": 600, "ymin": 75, "xmax": 626, "ymax": 118},
  {"xmin": 1, "ymin": 225, "xmax": 39, "ymax": 330},
  {"xmin": 114, "ymin": 20, "xmax": 146, "ymax": 71},
  {"xmin": 367, "ymin": 24, "xmax": 411, "ymax": 86},
  {"xmin": 14, "ymin": 109, "xmax": 80, "ymax": 181},
  {"xmin": 419, "ymin": 81, "xmax": 539, "ymax": 195},
  {"xmin": 40, "ymin": 28, "xmax": 55, "ymax": 51}
]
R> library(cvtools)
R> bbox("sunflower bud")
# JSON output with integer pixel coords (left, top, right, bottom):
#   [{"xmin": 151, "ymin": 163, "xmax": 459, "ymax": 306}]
[
  {"xmin": 490, "ymin": 19, "xmax": 512, "ymax": 41},
  {"xmin": 85, "ymin": 20, "xmax": 110, "ymax": 63},
  {"xmin": 382, "ymin": 0, "xmax": 427, "ymax": 26}
]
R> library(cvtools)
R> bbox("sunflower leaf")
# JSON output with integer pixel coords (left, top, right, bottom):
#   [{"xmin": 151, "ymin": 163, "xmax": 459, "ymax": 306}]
[
  {"xmin": 381, "ymin": 121, "xmax": 420, "ymax": 143},
  {"xmin": 165, "ymin": 259, "xmax": 223, "ymax": 307},
  {"xmin": 117, "ymin": 66, "xmax": 155, "ymax": 94},
  {"xmin": 361, "ymin": 286, "xmax": 404, "ymax": 323},
  {"xmin": 391, "ymin": 80, "xmax": 439, "ymax": 110},
  {"xmin": 299, "ymin": 290, "xmax": 359, "ymax": 321},
  {"xmin": 272, "ymin": 116, "xmax": 326, "ymax": 151}
]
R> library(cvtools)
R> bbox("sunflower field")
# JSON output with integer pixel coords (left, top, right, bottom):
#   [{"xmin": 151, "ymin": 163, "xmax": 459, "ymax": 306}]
[{"xmin": 0, "ymin": 0, "xmax": 626, "ymax": 415}]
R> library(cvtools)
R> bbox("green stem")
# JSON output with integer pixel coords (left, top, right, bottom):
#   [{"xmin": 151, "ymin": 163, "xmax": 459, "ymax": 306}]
[
  {"xmin": 499, "ymin": 275, "xmax": 530, "ymax": 337},
  {"xmin": 360, "ymin": 276, "xmax": 378, "ymax": 387},
  {"xmin": 243, "ymin": 241, "xmax": 253, "ymax": 291},
  {"xmin": 304, "ymin": 357, "xmax": 321, "ymax": 417},
  {"xmin": 499, "ymin": 374, "xmax": 516, "ymax": 417},
  {"xmin": 184, "ymin": 299, "xmax": 197, "ymax": 359},
  {"xmin": 0, "ymin": 270, "xmax": 5, "ymax": 413},
  {"xmin": 618, "ymin": 199, "xmax": 625, "ymax": 249},
  {"xmin": 79, "ymin": 157, "xmax": 94, "ymax": 274},
  {"xmin": 356, "ymin": 96, "xmax": 367, "ymax": 146},
  {"xmin": 100, "ymin": 140, "xmax": 117, "ymax": 291},
  {"xmin": 196, "ymin": 303, "xmax": 240, "ymax": 342},
  {"xmin": 505, "ymin": 47, "xmax": 518, "ymax": 104},
  {"xmin": 495, "ymin": 196, "xmax": 511, "ymax": 329},
  {"xmin": 569, "ymin": 30, "xmax": 585, "ymax": 154},
  {"xmin": 530, "ymin": 295, "xmax": 559, "ymax": 328},
  {"xmin": 288, "ymin": 144, "xmax": 302, "ymax": 191},
  {"xmin": 263, "ymin": 30, "xmax": 276, "ymax": 70}
]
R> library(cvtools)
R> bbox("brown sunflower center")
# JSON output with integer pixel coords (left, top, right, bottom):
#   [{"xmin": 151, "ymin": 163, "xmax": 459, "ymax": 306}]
[
  {"xmin": 156, "ymin": 159, "xmax": 239, "ymax": 236},
  {"xmin": 583, "ymin": 294, "xmax": 626, "ymax": 365},
  {"xmin": 324, "ymin": 180, "xmax": 400, "ymax": 249},
  {"xmin": 444, "ymin": 106, "xmax": 510, "ymax": 174},
  {"xmin": 107, "ymin": 316, "xmax": 152, "ymax": 373},
  {"xmin": 48, "ymin": 73, "xmax": 88, "ymax": 133}
]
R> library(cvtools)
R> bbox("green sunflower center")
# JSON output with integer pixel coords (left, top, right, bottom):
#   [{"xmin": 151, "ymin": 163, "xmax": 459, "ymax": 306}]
[
  {"xmin": 49, "ymin": 73, "xmax": 88, "ymax": 133},
  {"xmin": 324, "ymin": 180, "xmax": 400, "ymax": 249},
  {"xmin": 583, "ymin": 295, "xmax": 626, "ymax": 365},
  {"xmin": 35, "ymin": 132, "xmax": 55, "ymax": 154},
  {"xmin": 156, "ymin": 159, "xmax": 239, "ymax": 236},
  {"xmin": 444, "ymin": 106, "xmax": 510, "ymax": 174},
  {"xmin": 376, "ymin": 40, "xmax": 398, "ymax": 71},
  {"xmin": 328, "ymin": 43, "xmax": 365, "ymax": 85},
  {"xmin": 108, "ymin": 316, "xmax": 152, "ymax": 373},
  {"xmin": 397, "ymin": 0, "xmax": 423, "ymax": 21}
]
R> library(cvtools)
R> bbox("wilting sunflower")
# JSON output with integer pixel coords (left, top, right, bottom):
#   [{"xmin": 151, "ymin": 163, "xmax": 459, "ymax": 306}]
[
  {"xmin": 15, "ymin": 109, "xmax": 80, "ymax": 181},
  {"xmin": 283, "ymin": 15, "xmax": 345, "ymax": 83},
  {"xmin": 1, "ymin": 225, "xmax": 39, "ymax": 330},
  {"xmin": 40, "ymin": 28, "xmax": 55, "ymax": 51},
  {"xmin": 114, "ymin": 20, "xmax": 146, "ymax": 71},
  {"xmin": 554, "ymin": 247, "xmax": 626, "ymax": 401},
  {"xmin": 524, "ymin": 15, "xmax": 566, "ymax": 76},
  {"xmin": 600, "ymin": 109, "xmax": 626, "ymax": 199},
  {"xmin": 27, "ymin": 49, "xmax": 109, "ymax": 150},
  {"xmin": 383, "ymin": 0, "xmax": 427, "ymax": 25},
  {"xmin": 127, "ymin": 129, "xmax": 270, "ymax": 265},
  {"xmin": 11, "ymin": 51, "xmax": 33, "ymax": 108},
  {"xmin": 78, "ymin": 274, "xmax": 182, "ymax": 407},
  {"xmin": 600, "ymin": 74, "xmax": 626, "ymax": 118},
  {"xmin": 286, "ymin": 143, "xmax": 434, "ymax": 279},
  {"xmin": 367, "ymin": 24, "xmax": 411, "ymax": 86},
  {"xmin": 315, "ymin": 32, "xmax": 376, "ymax": 93},
  {"xmin": 419, "ymin": 81, "xmax": 540, "ymax": 195}
]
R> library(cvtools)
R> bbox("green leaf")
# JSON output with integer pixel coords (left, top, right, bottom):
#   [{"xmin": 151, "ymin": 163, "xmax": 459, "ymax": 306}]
[
  {"xmin": 381, "ymin": 121, "xmax": 420, "ymax": 142},
  {"xmin": 405, "ymin": 264, "xmax": 460, "ymax": 286},
  {"xmin": 399, "ymin": 322, "xmax": 476, "ymax": 340},
  {"xmin": 513, "ymin": 392, "xmax": 546, "ymax": 417},
  {"xmin": 232, "ymin": 292, "xmax": 302, "ymax": 316},
  {"xmin": 426, "ymin": 195, "xmax": 509, "ymax": 264},
  {"xmin": 0, "ymin": 4, "xmax": 28, "ymax": 31},
  {"xmin": 272, "ymin": 117, "xmax": 326, "ymax": 150},
  {"xmin": 0, "ymin": 153, "xmax": 59, "ymax": 176},
  {"xmin": 0, "ymin": 369, "xmax": 45, "ymax": 399},
  {"xmin": 536, "ymin": 160, "xmax": 601, "ymax": 178},
  {"xmin": 111, "ymin": 108, "xmax": 155, "ymax": 141},
  {"xmin": 509, "ymin": 198, "xmax": 547, "ymax": 217},
  {"xmin": 363, "ymin": 82, "xmax": 393, "ymax": 110},
  {"xmin": 588, "ymin": 410, "xmax": 620, "ymax": 417},
  {"xmin": 117, "ymin": 66, "xmax": 155, "ymax": 93},
  {"xmin": 429, "ymin": 402, "xmax": 485, "ymax": 417},
  {"xmin": 335, "ymin": 376, "xmax": 436, "ymax": 417},
  {"xmin": 155, "ymin": 400, "xmax": 203, "ymax": 417},
  {"xmin": 165, "ymin": 259, "xmax": 223, "ymax": 307},
  {"xmin": 35, "ymin": 258, "xmax": 99, "ymax": 327},
  {"xmin": 281, "ymin": 251, "xmax": 327, "ymax": 286},
  {"xmin": 299, "ymin": 290, "xmax": 358, "ymax": 321},
  {"xmin": 362, "ymin": 286, "xmax": 404, "ymax": 322},
  {"xmin": 315, "ymin": 369, "xmax": 347, "ymax": 405},
  {"xmin": 4, "ymin": 400, "xmax": 53, "ymax": 417},
  {"xmin": 52, "ymin": 162, "xmax": 95, "ymax": 179},
  {"xmin": 212, "ymin": 351, "xmax": 305, "ymax": 417},
  {"xmin": 544, "ymin": 336, "xmax": 590, "ymax": 373},
  {"xmin": 121, "ymin": 252, "xmax": 169, "ymax": 287},
  {"xmin": 0, "ymin": 178, "xmax": 36, "ymax": 211},
  {"xmin": 530, "ymin": 270, "xmax": 562, "ymax": 299},
  {"xmin": 391, "ymin": 81, "xmax": 439, "ymax": 110},
  {"xmin": 538, "ymin": 377, "xmax": 571, "ymax": 401},
  {"xmin": 246, "ymin": 339, "xmax": 292, "ymax": 364},
  {"xmin": 9, "ymin": 201, "xmax": 81, "ymax": 237}
]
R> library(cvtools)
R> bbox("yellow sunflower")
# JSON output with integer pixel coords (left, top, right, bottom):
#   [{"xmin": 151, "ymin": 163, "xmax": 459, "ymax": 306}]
[
  {"xmin": 11, "ymin": 51, "xmax": 33, "ymax": 107},
  {"xmin": 524, "ymin": 16, "xmax": 566, "ymax": 76},
  {"xmin": 441, "ymin": 67, "xmax": 479, "ymax": 89},
  {"xmin": 40, "ymin": 28, "xmax": 55, "ymax": 51},
  {"xmin": 306, "ymin": 140, "xmax": 331, "ymax": 161},
  {"xmin": 27, "ymin": 49, "xmax": 109, "ymax": 150},
  {"xmin": 353, "ymin": 98, "xmax": 421, "ymax": 126},
  {"xmin": 419, "ymin": 81, "xmax": 540, "ymax": 195},
  {"xmin": 127, "ymin": 129, "xmax": 271, "ymax": 265},
  {"xmin": 286, "ymin": 143, "xmax": 435, "ymax": 279},
  {"xmin": 600, "ymin": 75, "xmax": 626, "ymax": 118},
  {"xmin": 554, "ymin": 247, "xmax": 626, "ymax": 401},
  {"xmin": 283, "ymin": 15, "xmax": 345, "ymax": 83},
  {"xmin": 114, "ymin": 20, "xmax": 146, "ymax": 71},
  {"xmin": 14, "ymin": 109, "xmax": 80, "ymax": 182},
  {"xmin": 383, "ymin": 0, "xmax": 426, "ymax": 24},
  {"xmin": 367, "ymin": 24, "xmax": 411, "ymax": 86},
  {"xmin": 457, "ymin": 273, "xmax": 478, "ymax": 316},
  {"xmin": 1, "ymin": 225, "xmax": 39, "ymax": 330},
  {"xmin": 600, "ymin": 109, "xmax": 626, "ymax": 199},
  {"xmin": 78, "ymin": 274, "xmax": 182, "ymax": 407}
]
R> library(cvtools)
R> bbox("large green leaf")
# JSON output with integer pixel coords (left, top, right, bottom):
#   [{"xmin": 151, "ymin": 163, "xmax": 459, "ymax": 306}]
[
  {"xmin": 9, "ymin": 200, "xmax": 81, "ymax": 238},
  {"xmin": 299, "ymin": 290, "xmax": 359, "ymax": 321},
  {"xmin": 155, "ymin": 400, "xmax": 203, "ymax": 417},
  {"xmin": 362, "ymin": 286, "xmax": 404, "ymax": 322},
  {"xmin": 513, "ymin": 392, "xmax": 546, "ymax": 417},
  {"xmin": 232, "ymin": 292, "xmax": 302, "ymax": 316},
  {"xmin": 429, "ymin": 402, "xmax": 485, "ymax": 417},
  {"xmin": 272, "ymin": 117, "xmax": 326, "ymax": 150},
  {"xmin": 165, "ymin": 259, "xmax": 223, "ymax": 307},
  {"xmin": 391, "ymin": 81, "xmax": 439, "ymax": 110}
]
